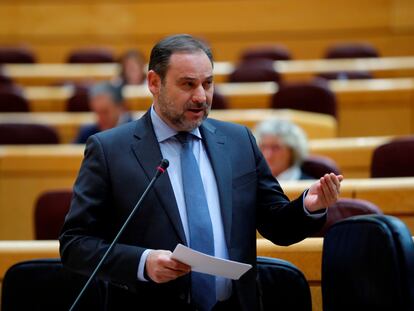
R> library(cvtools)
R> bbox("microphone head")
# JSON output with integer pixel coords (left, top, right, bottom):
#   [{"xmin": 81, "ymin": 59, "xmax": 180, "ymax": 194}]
[
  {"xmin": 159, "ymin": 159, "xmax": 169, "ymax": 170},
  {"xmin": 155, "ymin": 159, "xmax": 169, "ymax": 177}
]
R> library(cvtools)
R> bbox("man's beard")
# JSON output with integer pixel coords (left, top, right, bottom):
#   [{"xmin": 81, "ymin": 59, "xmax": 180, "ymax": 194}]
[{"xmin": 158, "ymin": 89, "xmax": 211, "ymax": 131}]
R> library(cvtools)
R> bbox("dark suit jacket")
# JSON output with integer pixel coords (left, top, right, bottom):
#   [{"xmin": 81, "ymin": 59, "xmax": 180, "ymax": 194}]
[
  {"xmin": 73, "ymin": 113, "xmax": 134, "ymax": 144},
  {"xmin": 59, "ymin": 111, "xmax": 325, "ymax": 311},
  {"xmin": 73, "ymin": 124, "xmax": 100, "ymax": 144}
]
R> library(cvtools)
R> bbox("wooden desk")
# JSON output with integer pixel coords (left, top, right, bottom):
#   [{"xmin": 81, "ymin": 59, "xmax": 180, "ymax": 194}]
[
  {"xmin": 0, "ymin": 107, "xmax": 392, "ymax": 175},
  {"xmin": 1, "ymin": 143, "xmax": 414, "ymax": 240},
  {"xmin": 258, "ymin": 238, "xmax": 323, "ymax": 311},
  {"xmin": 331, "ymin": 78, "xmax": 414, "ymax": 137},
  {"xmin": 280, "ymin": 177, "xmax": 414, "ymax": 234},
  {"xmin": 0, "ymin": 240, "xmax": 59, "ymax": 283},
  {"xmin": 0, "ymin": 109, "xmax": 337, "ymax": 143},
  {"xmin": 21, "ymin": 82, "xmax": 276, "ymax": 111},
  {"xmin": 0, "ymin": 145, "xmax": 84, "ymax": 240},
  {"xmin": 0, "ymin": 239, "xmax": 323, "ymax": 311},
  {"xmin": 4, "ymin": 56, "xmax": 414, "ymax": 86},
  {"xmin": 0, "ymin": 136, "xmax": 400, "ymax": 241},
  {"xmin": 309, "ymin": 136, "xmax": 392, "ymax": 178},
  {"xmin": 274, "ymin": 56, "xmax": 414, "ymax": 81},
  {"xmin": 3, "ymin": 64, "xmax": 119, "ymax": 86}
]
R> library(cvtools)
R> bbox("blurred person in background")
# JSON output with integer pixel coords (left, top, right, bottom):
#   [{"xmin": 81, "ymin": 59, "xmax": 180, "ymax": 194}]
[
  {"xmin": 74, "ymin": 82, "xmax": 132, "ymax": 144},
  {"xmin": 114, "ymin": 49, "xmax": 146, "ymax": 86},
  {"xmin": 254, "ymin": 118, "xmax": 313, "ymax": 180}
]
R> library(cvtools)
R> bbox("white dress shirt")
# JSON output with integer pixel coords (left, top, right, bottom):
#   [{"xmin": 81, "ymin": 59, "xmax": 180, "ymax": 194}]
[{"xmin": 138, "ymin": 106, "xmax": 231, "ymax": 301}]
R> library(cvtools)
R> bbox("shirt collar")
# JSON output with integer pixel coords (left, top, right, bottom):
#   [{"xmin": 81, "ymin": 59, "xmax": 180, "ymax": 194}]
[
  {"xmin": 150, "ymin": 105, "xmax": 202, "ymax": 142},
  {"xmin": 277, "ymin": 165, "xmax": 302, "ymax": 181}
]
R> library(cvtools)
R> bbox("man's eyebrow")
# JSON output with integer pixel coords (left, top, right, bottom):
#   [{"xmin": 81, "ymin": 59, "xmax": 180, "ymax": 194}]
[
  {"xmin": 178, "ymin": 77, "xmax": 197, "ymax": 82},
  {"xmin": 177, "ymin": 75, "xmax": 214, "ymax": 82}
]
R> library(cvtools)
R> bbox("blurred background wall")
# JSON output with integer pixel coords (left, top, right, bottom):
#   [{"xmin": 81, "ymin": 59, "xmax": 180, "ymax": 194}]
[{"xmin": 0, "ymin": 0, "xmax": 413, "ymax": 62}]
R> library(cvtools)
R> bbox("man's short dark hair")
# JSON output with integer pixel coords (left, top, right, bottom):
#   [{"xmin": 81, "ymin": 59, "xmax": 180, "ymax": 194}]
[{"xmin": 148, "ymin": 34, "xmax": 213, "ymax": 81}]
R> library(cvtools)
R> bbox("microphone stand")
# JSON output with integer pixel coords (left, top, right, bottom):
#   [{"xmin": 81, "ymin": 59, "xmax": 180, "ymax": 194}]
[{"xmin": 69, "ymin": 159, "xmax": 169, "ymax": 311}]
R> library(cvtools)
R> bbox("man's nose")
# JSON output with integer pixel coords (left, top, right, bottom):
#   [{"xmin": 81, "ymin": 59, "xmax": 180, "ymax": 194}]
[{"xmin": 192, "ymin": 85, "xmax": 207, "ymax": 103}]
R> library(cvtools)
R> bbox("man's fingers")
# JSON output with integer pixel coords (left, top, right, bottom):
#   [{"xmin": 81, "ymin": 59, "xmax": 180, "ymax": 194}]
[
  {"xmin": 165, "ymin": 258, "xmax": 191, "ymax": 273},
  {"xmin": 331, "ymin": 173, "xmax": 343, "ymax": 193},
  {"xmin": 319, "ymin": 174, "xmax": 340, "ymax": 206},
  {"xmin": 146, "ymin": 250, "xmax": 191, "ymax": 283}
]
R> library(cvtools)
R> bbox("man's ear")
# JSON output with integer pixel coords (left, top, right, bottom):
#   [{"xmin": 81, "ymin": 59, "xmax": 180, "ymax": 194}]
[{"xmin": 147, "ymin": 70, "xmax": 161, "ymax": 96}]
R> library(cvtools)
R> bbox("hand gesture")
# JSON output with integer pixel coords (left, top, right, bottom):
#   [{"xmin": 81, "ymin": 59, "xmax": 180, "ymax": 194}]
[{"xmin": 304, "ymin": 173, "xmax": 343, "ymax": 212}]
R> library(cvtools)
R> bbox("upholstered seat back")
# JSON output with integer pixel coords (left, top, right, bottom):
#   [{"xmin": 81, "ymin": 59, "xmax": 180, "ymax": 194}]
[
  {"xmin": 371, "ymin": 136, "xmax": 414, "ymax": 178},
  {"xmin": 257, "ymin": 256, "xmax": 312, "ymax": 311},
  {"xmin": 1, "ymin": 258, "xmax": 107, "ymax": 311},
  {"xmin": 271, "ymin": 79, "xmax": 337, "ymax": 118},
  {"xmin": 322, "ymin": 215, "xmax": 414, "ymax": 311}
]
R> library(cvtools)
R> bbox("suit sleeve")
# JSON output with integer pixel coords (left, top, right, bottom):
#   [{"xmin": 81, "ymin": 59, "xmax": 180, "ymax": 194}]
[
  {"xmin": 247, "ymin": 128, "xmax": 326, "ymax": 245},
  {"xmin": 59, "ymin": 135, "xmax": 146, "ymax": 290}
]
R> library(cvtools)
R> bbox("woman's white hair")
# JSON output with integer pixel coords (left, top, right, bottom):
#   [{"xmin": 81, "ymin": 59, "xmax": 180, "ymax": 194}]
[{"xmin": 254, "ymin": 118, "xmax": 309, "ymax": 166}]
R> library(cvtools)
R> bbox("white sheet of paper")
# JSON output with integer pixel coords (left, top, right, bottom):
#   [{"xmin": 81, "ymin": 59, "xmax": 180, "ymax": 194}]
[{"xmin": 171, "ymin": 244, "xmax": 252, "ymax": 280}]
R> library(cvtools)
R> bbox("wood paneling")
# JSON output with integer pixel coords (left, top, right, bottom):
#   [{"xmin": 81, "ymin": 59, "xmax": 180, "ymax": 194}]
[{"xmin": 0, "ymin": 0, "xmax": 412, "ymax": 62}]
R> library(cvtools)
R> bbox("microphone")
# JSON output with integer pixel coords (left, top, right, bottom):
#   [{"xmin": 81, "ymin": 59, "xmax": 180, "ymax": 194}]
[{"xmin": 69, "ymin": 159, "xmax": 169, "ymax": 311}]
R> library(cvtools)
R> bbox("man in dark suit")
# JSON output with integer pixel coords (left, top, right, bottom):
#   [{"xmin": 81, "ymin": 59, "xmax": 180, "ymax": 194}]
[{"xmin": 60, "ymin": 34, "xmax": 343, "ymax": 311}]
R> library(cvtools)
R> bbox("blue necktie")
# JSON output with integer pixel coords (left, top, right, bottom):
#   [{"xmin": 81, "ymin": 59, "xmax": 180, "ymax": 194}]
[{"xmin": 176, "ymin": 132, "xmax": 216, "ymax": 311}]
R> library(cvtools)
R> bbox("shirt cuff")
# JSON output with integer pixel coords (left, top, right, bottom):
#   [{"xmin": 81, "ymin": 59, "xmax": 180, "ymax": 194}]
[
  {"xmin": 302, "ymin": 189, "xmax": 327, "ymax": 219},
  {"xmin": 137, "ymin": 249, "xmax": 152, "ymax": 282}
]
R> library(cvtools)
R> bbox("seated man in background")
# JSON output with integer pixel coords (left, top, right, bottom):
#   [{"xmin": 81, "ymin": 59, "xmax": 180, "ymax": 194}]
[
  {"xmin": 74, "ymin": 82, "xmax": 133, "ymax": 144},
  {"xmin": 254, "ymin": 118, "xmax": 313, "ymax": 180}
]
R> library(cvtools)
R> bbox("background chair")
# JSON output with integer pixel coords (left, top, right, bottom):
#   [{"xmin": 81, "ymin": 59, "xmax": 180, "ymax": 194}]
[
  {"xmin": 301, "ymin": 155, "xmax": 341, "ymax": 179},
  {"xmin": 312, "ymin": 198, "xmax": 383, "ymax": 237},
  {"xmin": 0, "ymin": 70, "xmax": 13, "ymax": 86},
  {"xmin": 322, "ymin": 215, "xmax": 414, "ymax": 311},
  {"xmin": 0, "ymin": 85, "xmax": 30, "ymax": 112},
  {"xmin": 240, "ymin": 44, "xmax": 292, "ymax": 61},
  {"xmin": 34, "ymin": 189, "xmax": 73, "ymax": 240},
  {"xmin": 370, "ymin": 136, "xmax": 414, "ymax": 178},
  {"xmin": 257, "ymin": 256, "xmax": 312, "ymax": 311},
  {"xmin": 66, "ymin": 47, "xmax": 115, "ymax": 63},
  {"xmin": 228, "ymin": 59, "xmax": 281, "ymax": 84},
  {"xmin": 66, "ymin": 84, "xmax": 91, "ymax": 111},
  {"xmin": 271, "ymin": 79, "xmax": 337, "ymax": 118},
  {"xmin": 1, "ymin": 258, "xmax": 106, "ymax": 311},
  {"xmin": 0, "ymin": 123, "xmax": 59, "ymax": 144},
  {"xmin": 318, "ymin": 43, "xmax": 379, "ymax": 80},
  {"xmin": 317, "ymin": 71, "xmax": 373, "ymax": 80},
  {"xmin": 324, "ymin": 42, "xmax": 380, "ymax": 59},
  {"xmin": 0, "ymin": 46, "xmax": 36, "ymax": 63},
  {"xmin": 211, "ymin": 90, "xmax": 228, "ymax": 109}
]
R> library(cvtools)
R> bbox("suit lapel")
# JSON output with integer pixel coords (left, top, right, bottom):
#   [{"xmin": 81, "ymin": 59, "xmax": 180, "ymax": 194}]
[
  {"xmin": 130, "ymin": 112, "xmax": 187, "ymax": 244},
  {"xmin": 200, "ymin": 121, "xmax": 233, "ymax": 248}
]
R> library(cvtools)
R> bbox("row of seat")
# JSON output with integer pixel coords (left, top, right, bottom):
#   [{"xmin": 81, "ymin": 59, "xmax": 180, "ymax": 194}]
[
  {"xmin": 2, "ymin": 78, "xmax": 413, "ymax": 139},
  {"xmin": 2, "ymin": 214, "xmax": 413, "ymax": 310},
  {"xmin": 34, "ymin": 187, "xmax": 381, "ymax": 241},
  {"xmin": 0, "ymin": 79, "xmax": 338, "ymax": 118},
  {"xmin": 0, "ymin": 256, "xmax": 310, "ymax": 311},
  {"xmin": 0, "ymin": 46, "xmax": 115, "ymax": 64},
  {"xmin": 3, "ymin": 56, "xmax": 414, "ymax": 87},
  {"xmin": 1, "ymin": 122, "xmax": 412, "ymax": 178},
  {"xmin": 0, "ymin": 42, "xmax": 379, "ymax": 64}
]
